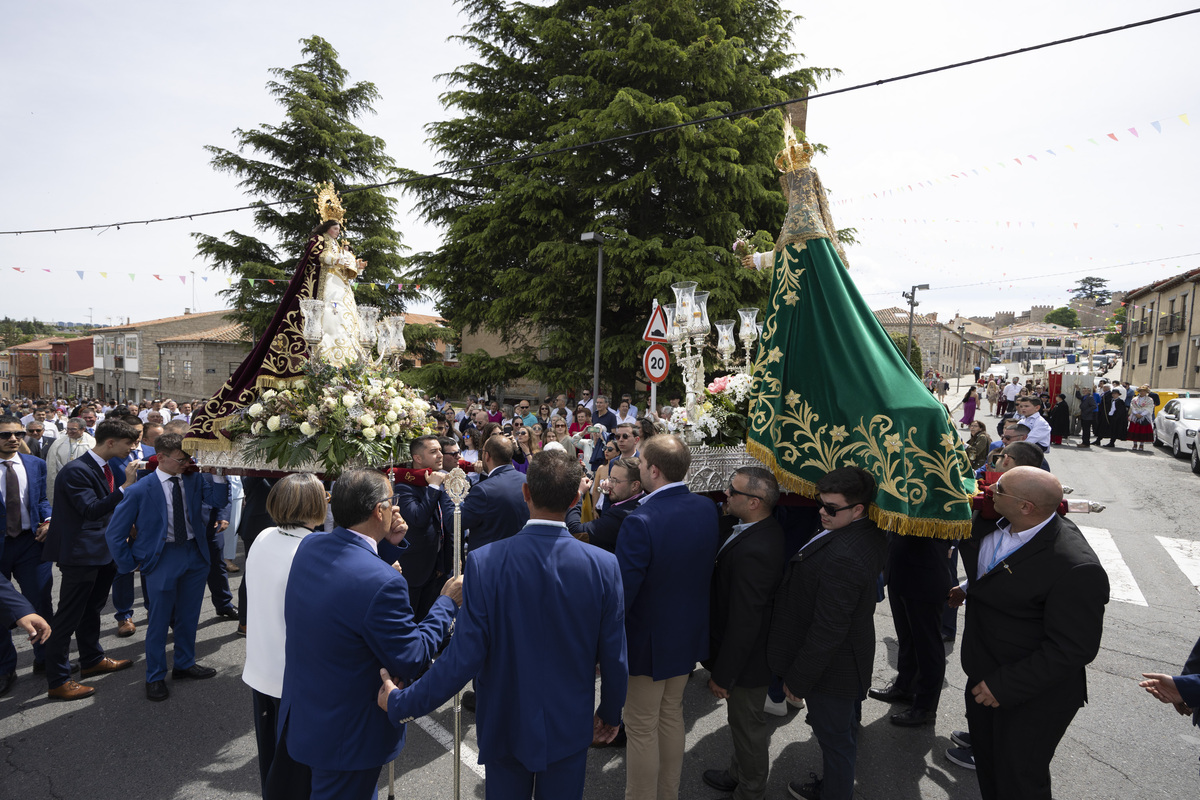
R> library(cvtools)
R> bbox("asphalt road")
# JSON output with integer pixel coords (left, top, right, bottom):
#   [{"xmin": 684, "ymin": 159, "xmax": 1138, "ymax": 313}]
[{"xmin": 3, "ymin": 422, "xmax": 1199, "ymax": 799}]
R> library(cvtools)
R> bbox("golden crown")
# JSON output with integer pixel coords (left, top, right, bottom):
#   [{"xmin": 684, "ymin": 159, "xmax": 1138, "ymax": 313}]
[
  {"xmin": 314, "ymin": 182, "xmax": 346, "ymax": 224},
  {"xmin": 774, "ymin": 114, "xmax": 815, "ymax": 174}
]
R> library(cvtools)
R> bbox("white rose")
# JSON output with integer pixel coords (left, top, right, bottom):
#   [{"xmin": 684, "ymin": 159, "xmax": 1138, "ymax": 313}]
[
  {"xmin": 342, "ymin": 394, "xmax": 357, "ymax": 408},
  {"xmin": 360, "ymin": 413, "xmax": 376, "ymax": 428},
  {"xmin": 262, "ymin": 389, "xmax": 277, "ymax": 400},
  {"xmin": 306, "ymin": 405, "xmax": 319, "ymax": 417},
  {"xmin": 367, "ymin": 385, "xmax": 382, "ymax": 398},
  {"xmin": 362, "ymin": 426, "xmax": 377, "ymax": 440},
  {"xmin": 299, "ymin": 421, "xmax": 316, "ymax": 437},
  {"xmin": 266, "ymin": 415, "xmax": 282, "ymax": 432},
  {"xmin": 323, "ymin": 397, "xmax": 338, "ymax": 410},
  {"xmin": 385, "ymin": 410, "xmax": 398, "ymax": 423},
  {"xmin": 247, "ymin": 403, "xmax": 264, "ymax": 418},
  {"xmin": 251, "ymin": 421, "xmax": 264, "ymax": 435},
  {"xmin": 386, "ymin": 387, "xmax": 398, "ymax": 397},
  {"xmin": 293, "ymin": 379, "xmax": 307, "ymax": 391}
]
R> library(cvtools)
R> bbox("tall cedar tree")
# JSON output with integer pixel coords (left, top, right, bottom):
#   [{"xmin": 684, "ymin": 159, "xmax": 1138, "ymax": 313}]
[
  {"xmin": 194, "ymin": 36, "xmax": 412, "ymax": 341},
  {"xmin": 407, "ymin": 0, "xmax": 833, "ymax": 395}
]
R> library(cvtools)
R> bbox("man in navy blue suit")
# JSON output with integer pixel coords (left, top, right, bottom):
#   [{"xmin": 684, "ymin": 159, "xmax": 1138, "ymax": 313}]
[
  {"xmin": 105, "ymin": 433, "xmax": 229, "ymax": 702},
  {"xmin": 390, "ymin": 435, "xmax": 453, "ymax": 620},
  {"xmin": 279, "ymin": 470, "xmax": 462, "ymax": 800},
  {"xmin": 0, "ymin": 415, "xmax": 55, "ymax": 694},
  {"xmin": 107, "ymin": 413, "xmax": 154, "ymax": 637},
  {"xmin": 41, "ymin": 418, "xmax": 141, "ymax": 700},
  {"xmin": 380, "ymin": 449, "xmax": 627, "ymax": 799},
  {"xmin": 458, "ymin": 434, "xmax": 529, "ymax": 557},
  {"xmin": 617, "ymin": 434, "xmax": 720, "ymax": 800}
]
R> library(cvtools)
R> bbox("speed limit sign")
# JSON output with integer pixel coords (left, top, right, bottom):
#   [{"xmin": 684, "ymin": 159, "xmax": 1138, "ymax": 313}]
[{"xmin": 643, "ymin": 343, "xmax": 670, "ymax": 383}]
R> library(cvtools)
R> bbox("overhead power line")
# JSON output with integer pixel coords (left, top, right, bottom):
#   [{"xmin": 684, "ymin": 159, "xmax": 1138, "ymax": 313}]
[{"xmin": 3, "ymin": 7, "xmax": 1198, "ymax": 237}]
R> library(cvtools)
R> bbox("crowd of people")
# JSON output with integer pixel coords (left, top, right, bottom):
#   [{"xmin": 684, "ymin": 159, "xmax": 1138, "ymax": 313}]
[{"xmin": 10, "ymin": 379, "xmax": 1198, "ymax": 800}]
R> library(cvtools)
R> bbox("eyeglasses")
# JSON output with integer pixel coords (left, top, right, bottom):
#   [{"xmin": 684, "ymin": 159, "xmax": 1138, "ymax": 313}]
[
  {"xmin": 727, "ymin": 485, "xmax": 765, "ymax": 501},
  {"xmin": 819, "ymin": 501, "xmax": 857, "ymax": 516},
  {"xmin": 614, "ymin": 433, "xmax": 636, "ymax": 440},
  {"xmin": 27, "ymin": 429, "xmax": 43, "ymax": 434},
  {"xmin": 160, "ymin": 453, "xmax": 191, "ymax": 463},
  {"xmin": 992, "ymin": 482, "xmax": 1030, "ymax": 505},
  {"xmin": 0, "ymin": 431, "xmax": 22, "ymax": 440},
  {"xmin": 553, "ymin": 422, "xmax": 567, "ymax": 428},
  {"xmin": 608, "ymin": 476, "xmax": 635, "ymax": 485}
]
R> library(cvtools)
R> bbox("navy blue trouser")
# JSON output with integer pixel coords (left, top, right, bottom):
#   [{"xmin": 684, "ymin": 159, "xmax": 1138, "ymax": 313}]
[{"xmin": 0, "ymin": 531, "xmax": 53, "ymax": 672}]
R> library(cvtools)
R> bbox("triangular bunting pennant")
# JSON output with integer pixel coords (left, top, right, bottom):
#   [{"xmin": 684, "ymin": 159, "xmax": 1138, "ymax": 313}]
[
  {"xmin": 152, "ymin": 274, "xmax": 162, "ymax": 281},
  {"xmin": 1128, "ymin": 127, "xmax": 1138, "ymax": 137},
  {"xmin": 129, "ymin": 274, "xmax": 136, "ymax": 281},
  {"xmin": 1181, "ymin": 114, "xmax": 1191, "ymax": 126},
  {"xmin": 179, "ymin": 276, "xmax": 187, "ymax": 285},
  {"xmin": 1106, "ymin": 133, "xmax": 1118, "ymax": 142},
  {"xmin": 1152, "ymin": 120, "xmax": 1163, "ymax": 133},
  {"xmin": 76, "ymin": 270, "xmax": 84, "ymax": 280},
  {"xmin": 100, "ymin": 272, "xmax": 107, "ymax": 279}
]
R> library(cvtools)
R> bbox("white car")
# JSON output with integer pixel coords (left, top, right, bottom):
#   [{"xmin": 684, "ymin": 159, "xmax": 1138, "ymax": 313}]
[
  {"xmin": 984, "ymin": 366, "xmax": 1008, "ymax": 381},
  {"xmin": 1153, "ymin": 398, "xmax": 1200, "ymax": 458}
]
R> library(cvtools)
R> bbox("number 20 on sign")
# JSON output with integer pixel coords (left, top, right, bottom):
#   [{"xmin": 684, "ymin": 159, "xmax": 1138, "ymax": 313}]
[{"xmin": 643, "ymin": 343, "xmax": 670, "ymax": 383}]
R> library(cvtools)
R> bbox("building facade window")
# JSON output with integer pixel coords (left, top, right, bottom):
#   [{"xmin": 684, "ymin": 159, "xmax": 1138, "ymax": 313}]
[
  {"xmin": 1167, "ymin": 345, "xmax": 1180, "ymax": 368},
  {"xmin": 1138, "ymin": 345, "xmax": 1149, "ymax": 364},
  {"xmin": 183, "ymin": 361, "xmax": 193, "ymax": 380},
  {"xmin": 167, "ymin": 360, "xmax": 176, "ymax": 379}
]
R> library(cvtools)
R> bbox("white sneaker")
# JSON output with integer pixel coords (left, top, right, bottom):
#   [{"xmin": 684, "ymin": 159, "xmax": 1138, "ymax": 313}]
[
  {"xmin": 764, "ymin": 696, "xmax": 788, "ymax": 716},
  {"xmin": 787, "ymin": 697, "xmax": 805, "ymax": 709}
]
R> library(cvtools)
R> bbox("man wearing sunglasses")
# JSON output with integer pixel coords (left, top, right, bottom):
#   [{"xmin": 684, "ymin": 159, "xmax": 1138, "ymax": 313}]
[
  {"xmin": 956, "ymin": 466, "xmax": 1108, "ymax": 800},
  {"xmin": 0, "ymin": 415, "xmax": 54, "ymax": 695},
  {"xmin": 767, "ymin": 467, "xmax": 888, "ymax": 800},
  {"xmin": 104, "ymin": 433, "xmax": 229, "ymax": 702}
]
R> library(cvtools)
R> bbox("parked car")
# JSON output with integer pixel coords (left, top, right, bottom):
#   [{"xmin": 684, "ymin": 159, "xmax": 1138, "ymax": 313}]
[
  {"xmin": 990, "ymin": 355, "xmax": 1002, "ymax": 364},
  {"xmin": 1153, "ymin": 398, "xmax": 1200, "ymax": 458},
  {"xmin": 984, "ymin": 365, "xmax": 1008, "ymax": 380}
]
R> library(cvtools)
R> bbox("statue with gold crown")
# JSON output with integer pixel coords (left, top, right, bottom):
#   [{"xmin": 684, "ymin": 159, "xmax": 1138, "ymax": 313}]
[
  {"xmin": 183, "ymin": 183, "xmax": 425, "ymax": 474},
  {"xmin": 734, "ymin": 115, "xmax": 976, "ymax": 539}
]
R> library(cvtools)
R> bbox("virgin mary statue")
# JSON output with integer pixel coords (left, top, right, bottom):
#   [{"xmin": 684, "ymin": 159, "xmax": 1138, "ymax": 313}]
[
  {"xmin": 742, "ymin": 118, "xmax": 975, "ymax": 538},
  {"xmin": 184, "ymin": 183, "xmax": 369, "ymax": 452}
]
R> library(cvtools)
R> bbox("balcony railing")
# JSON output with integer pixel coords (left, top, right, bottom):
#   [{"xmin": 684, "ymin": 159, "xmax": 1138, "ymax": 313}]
[{"xmin": 1166, "ymin": 312, "xmax": 1187, "ymax": 333}]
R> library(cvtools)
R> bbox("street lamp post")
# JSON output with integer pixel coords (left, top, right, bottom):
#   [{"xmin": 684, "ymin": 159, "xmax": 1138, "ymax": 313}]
[
  {"xmin": 901, "ymin": 283, "xmax": 930, "ymax": 366},
  {"xmin": 956, "ymin": 324, "xmax": 966, "ymax": 392},
  {"xmin": 580, "ymin": 231, "xmax": 605, "ymax": 402}
]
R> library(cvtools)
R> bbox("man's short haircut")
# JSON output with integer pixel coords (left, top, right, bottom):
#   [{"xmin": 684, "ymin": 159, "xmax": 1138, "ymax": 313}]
[
  {"xmin": 155, "ymin": 433, "xmax": 185, "ymax": 455},
  {"xmin": 94, "ymin": 419, "xmax": 138, "ymax": 446},
  {"xmin": 437, "ymin": 435, "xmax": 458, "ymax": 453},
  {"xmin": 615, "ymin": 422, "xmax": 637, "ymax": 436},
  {"xmin": 266, "ymin": 473, "xmax": 328, "ymax": 528},
  {"xmin": 1012, "ymin": 423, "xmax": 1031, "ymax": 436},
  {"xmin": 526, "ymin": 450, "xmax": 583, "ymax": 513},
  {"xmin": 66, "ymin": 417, "xmax": 85, "ymax": 430},
  {"xmin": 0, "ymin": 414, "xmax": 21, "ymax": 428},
  {"xmin": 609, "ymin": 456, "xmax": 641, "ymax": 483},
  {"xmin": 1001, "ymin": 441, "xmax": 1044, "ymax": 469},
  {"xmin": 163, "ymin": 420, "xmax": 189, "ymax": 435},
  {"xmin": 1001, "ymin": 419, "xmax": 1020, "ymax": 430},
  {"xmin": 331, "ymin": 470, "xmax": 392, "ymax": 529},
  {"xmin": 641, "ymin": 434, "xmax": 690, "ymax": 483},
  {"xmin": 411, "ymin": 434, "xmax": 441, "ymax": 458},
  {"xmin": 595, "ymin": 395, "xmax": 608, "ymax": 404},
  {"xmin": 483, "ymin": 433, "xmax": 515, "ymax": 465},
  {"xmin": 119, "ymin": 414, "xmax": 143, "ymax": 427},
  {"xmin": 816, "ymin": 467, "xmax": 877, "ymax": 509},
  {"xmin": 733, "ymin": 465, "xmax": 780, "ymax": 510}
]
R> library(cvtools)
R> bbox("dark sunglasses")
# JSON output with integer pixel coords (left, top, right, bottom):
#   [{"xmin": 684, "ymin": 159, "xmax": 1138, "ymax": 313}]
[
  {"xmin": 0, "ymin": 431, "xmax": 23, "ymax": 440},
  {"xmin": 27, "ymin": 428, "xmax": 44, "ymax": 434},
  {"xmin": 819, "ymin": 501, "xmax": 857, "ymax": 516},
  {"xmin": 727, "ymin": 486, "xmax": 764, "ymax": 501},
  {"xmin": 614, "ymin": 433, "xmax": 636, "ymax": 440}
]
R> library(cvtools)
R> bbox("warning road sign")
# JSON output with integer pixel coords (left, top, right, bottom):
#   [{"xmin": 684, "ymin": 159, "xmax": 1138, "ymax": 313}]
[{"xmin": 643, "ymin": 304, "xmax": 670, "ymax": 343}]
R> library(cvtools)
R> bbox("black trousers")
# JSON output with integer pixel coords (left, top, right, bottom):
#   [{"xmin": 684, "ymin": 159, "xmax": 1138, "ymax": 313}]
[
  {"xmin": 888, "ymin": 591, "xmax": 946, "ymax": 711},
  {"xmin": 264, "ymin": 716, "xmax": 312, "ymax": 800},
  {"xmin": 1080, "ymin": 418, "xmax": 1093, "ymax": 445},
  {"xmin": 205, "ymin": 522, "xmax": 234, "ymax": 612},
  {"xmin": 45, "ymin": 562, "xmax": 117, "ymax": 689},
  {"xmin": 966, "ymin": 687, "xmax": 1080, "ymax": 800}
]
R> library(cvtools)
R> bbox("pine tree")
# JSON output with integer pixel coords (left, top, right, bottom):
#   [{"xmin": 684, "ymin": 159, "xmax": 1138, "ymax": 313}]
[
  {"xmin": 407, "ymin": 0, "xmax": 834, "ymax": 395},
  {"xmin": 194, "ymin": 36, "xmax": 410, "ymax": 339}
]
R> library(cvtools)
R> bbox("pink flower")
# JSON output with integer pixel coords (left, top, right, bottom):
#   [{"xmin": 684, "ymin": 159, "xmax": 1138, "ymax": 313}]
[{"xmin": 707, "ymin": 376, "xmax": 730, "ymax": 394}]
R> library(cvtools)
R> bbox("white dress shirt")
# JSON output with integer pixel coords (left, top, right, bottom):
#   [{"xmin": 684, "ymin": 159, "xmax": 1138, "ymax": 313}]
[
  {"xmin": 1018, "ymin": 412, "xmax": 1052, "ymax": 450},
  {"xmin": 975, "ymin": 512, "xmax": 1057, "ymax": 581},
  {"xmin": 156, "ymin": 468, "xmax": 195, "ymax": 542},
  {"xmin": 242, "ymin": 525, "xmax": 313, "ymax": 698},
  {"xmin": 639, "ymin": 480, "xmax": 689, "ymax": 505}
]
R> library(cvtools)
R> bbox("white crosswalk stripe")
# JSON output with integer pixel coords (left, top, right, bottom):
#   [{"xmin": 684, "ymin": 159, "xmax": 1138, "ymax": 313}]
[
  {"xmin": 1155, "ymin": 536, "xmax": 1200, "ymax": 595},
  {"xmin": 1078, "ymin": 526, "xmax": 1148, "ymax": 606}
]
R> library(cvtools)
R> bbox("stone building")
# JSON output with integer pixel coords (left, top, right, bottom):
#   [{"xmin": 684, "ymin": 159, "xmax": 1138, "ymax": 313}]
[
  {"xmin": 157, "ymin": 323, "xmax": 253, "ymax": 402},
  {"xmin": 91, "ymin": 310, "xmax": 231, "ymax": 403},
  {"xmin": 5, "ymin": 338, "xmax": 57, "ymax": 398},
  {"xmin": 873, "ymin": 308, "xmax": 989, "ymax": 376},
  {"xmin": 1121, "ymin": 268, "xmax": 1200, "ymax": 390}
]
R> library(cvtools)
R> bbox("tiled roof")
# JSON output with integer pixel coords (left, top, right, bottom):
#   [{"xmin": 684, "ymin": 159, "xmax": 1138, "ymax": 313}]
[
  {"xmin": 1123, "ymin": 267, "xmax": 1200, "ymax": 301},
  {"xmin": 70, "ymin": 367, "xmax": 95, "ymax": 377},
  {"xmin": 873, "ymin": 307, "xmax": 940, "ymax": 328},
  {"xmin": 158, "ymin": 323, "xmax": 252, "ymax": 344},
  {"xmin": 95, "ymin": 310, "xmax": 230, "ymax": 332}
]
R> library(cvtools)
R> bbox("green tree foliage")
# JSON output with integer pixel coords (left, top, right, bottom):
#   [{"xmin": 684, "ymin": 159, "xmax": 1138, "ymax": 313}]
[
  {"xmin": 1044, "ymin": 306, "xmax": 1080, "ymax": 328},
  {"xmin": 1069, "ymin": 277, "xmax": 1111, "ymax": 306},
  {"xmin": 888, "ymin": 333, "xmax": 922, "ymax": 377},
  {"xmin": 0, "ymin": 317, "xmax": 60, "ymax": 348},
  {"xmin": 194, "ymin": 36, "xmax": 410, "ymax": 340},
  {"xmin": 407, "ymin": 0, "xmax": 835, "ymax": 394},
  {"xmin": 1106, "ymin": 304, "xmax": 1127, "ymax": 347}
]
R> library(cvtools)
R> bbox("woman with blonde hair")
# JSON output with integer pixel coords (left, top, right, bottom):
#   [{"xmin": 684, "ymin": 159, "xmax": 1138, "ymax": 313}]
[
  {"xmin": 985, "ymin": 379, "xmax": 999, "ymax": 416},
  {"xmin": 242, "ymin": 473, "xmax": 329, "ymax": 797}
]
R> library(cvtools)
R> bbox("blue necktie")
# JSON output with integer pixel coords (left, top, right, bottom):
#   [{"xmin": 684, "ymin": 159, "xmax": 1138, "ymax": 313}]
[{"xmin": 170, "ymin": 476, "xmax": 188, "ymax": 543}]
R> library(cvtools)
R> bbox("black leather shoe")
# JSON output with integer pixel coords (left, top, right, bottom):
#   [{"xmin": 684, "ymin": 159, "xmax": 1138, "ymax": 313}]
[
  {"xmin": 172, "ymin": 664, "xmax": 217, "ymax": 680},
  {"xmin": 891, "ymin": 706, "xmax": 936, "ymax": 726},
  {"xmin": 461, "ymin": 690, "xmax": 476, "ymax": 712},
  {"xmin": 703, "ymin": 769, "xmax": 738, "ymax": 792},
  {"xmin": 867, "ymin": 682, "xmax": 914, "ymax": 703},
  {"xmin": 215, "ymin": 606, "xmax": 239, "ymax": 620},
  {"xmin": 146, "ymin": 680, "xmax": 169, "ymax": 701},
  {"xmin": 0, "ymin": 671, "xmax": 15, "ymax": 696},
  {"xmin": 1101, "ymin": 442, "xmax": 1116, "ymax": 448}
]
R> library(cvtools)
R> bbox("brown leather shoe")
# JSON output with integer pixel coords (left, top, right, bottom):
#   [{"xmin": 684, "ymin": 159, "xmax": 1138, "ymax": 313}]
[
  {"xmin": 80, "ymin": 657, "xmax": 134, "ymax": 678},
  {"xmin": 117, "ymin": 619, "xmax": 136, "ymax": 637},
  {"xmin": 48, "ymin": 680, "xmax": 96, "ymax": 701}
]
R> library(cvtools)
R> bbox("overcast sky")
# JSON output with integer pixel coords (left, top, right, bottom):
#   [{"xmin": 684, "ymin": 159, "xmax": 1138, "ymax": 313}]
[{"xmin": 4, "ymin": 1, "xmax": 1197, "ymax": 330}]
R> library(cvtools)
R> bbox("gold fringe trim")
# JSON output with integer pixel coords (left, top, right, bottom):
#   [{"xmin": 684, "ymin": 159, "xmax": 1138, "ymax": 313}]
[{"xmin": 745, "ymin": 439, "xmax": 969, "ymax": 541}]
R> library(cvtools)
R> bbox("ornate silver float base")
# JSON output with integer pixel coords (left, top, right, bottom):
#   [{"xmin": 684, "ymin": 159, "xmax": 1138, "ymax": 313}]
[
  {"xmin": 192, "ymin": 439, "xmax": 372, "ymax": 477},
  {"xmin": 685, "ymin": 443, "xmax": 767, "ymax": 493}
]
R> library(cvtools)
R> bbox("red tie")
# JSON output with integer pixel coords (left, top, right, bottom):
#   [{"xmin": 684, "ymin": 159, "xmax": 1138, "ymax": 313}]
[{"xmin": 103, "ymin": 464, "xmax": 115, "ymax": 493}]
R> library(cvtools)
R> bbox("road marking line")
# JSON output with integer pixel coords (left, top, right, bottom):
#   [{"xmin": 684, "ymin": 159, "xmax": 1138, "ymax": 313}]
[
  {"xmin": 1079, "ymin": 526, "xmax": 1147, "ymax": 606},
  {"xmin": 1156, "ymin": 536, "xmax": 1200, "ymax": 594},
  {"xmin": 412, "ymin": 714, "xmax": 488, "ymax": 780}
]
